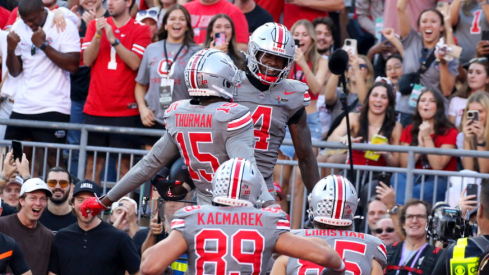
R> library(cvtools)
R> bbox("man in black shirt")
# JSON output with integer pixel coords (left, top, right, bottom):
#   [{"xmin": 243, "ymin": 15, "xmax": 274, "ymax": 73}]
[
  {"xmin": 48, "ymin": 179, "xmax": 140, "ymax": 275},
  {"xmin": 0, "ymin": 232, "xmax": 31, "ymax": 275},
  {"xmin": 433, "ymin": 179, "xmax": 489, "ymax": 275},
  {"xmin": 39, "ymin": 167, "xmax": 76, "ymax": 232},
  {"xmin": 234, "ymin": 0, "xmax": 274, "ymax": 34}
]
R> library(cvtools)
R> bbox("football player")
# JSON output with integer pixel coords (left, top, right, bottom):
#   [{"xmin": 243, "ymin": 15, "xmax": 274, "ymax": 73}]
[
  {"xmin": 233, "ymin": 23, "xmax": 320, "ymax": 193},
  {"xmin": 271, "ymin": 175, "xmax": 387, "ymax": 275},
  {"xmin": 140, "ymin": 158, "xmax": 345, "ymax": 275},
  {"xmin": 80, "ymin": 48, "xmax": 274, "ymax": 216}
]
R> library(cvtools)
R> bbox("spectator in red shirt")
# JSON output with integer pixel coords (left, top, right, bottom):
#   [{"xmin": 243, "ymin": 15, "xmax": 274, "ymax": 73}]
[
  {"xmin": 395, "ymin": 90, "xmax": 458, "ymax": 205},
  {"xmin": 82, "ymin": 0, "xmax": 152, "ymax": 184},
  {"xmin": 183, "ymin": 0, "xmax": 249, "ymax": 51},
  {"xmin": 255, "ymin": 0, "xmax": 283, "ymax": 23},
  {"xmin": 282, "ymin": 0, "xmax": 344, "ymax": 30}
]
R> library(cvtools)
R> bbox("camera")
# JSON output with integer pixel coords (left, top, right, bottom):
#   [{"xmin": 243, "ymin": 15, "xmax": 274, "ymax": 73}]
[{"xmin": 428, "ymin": 202, "xmax": 475, "ymax": 243}]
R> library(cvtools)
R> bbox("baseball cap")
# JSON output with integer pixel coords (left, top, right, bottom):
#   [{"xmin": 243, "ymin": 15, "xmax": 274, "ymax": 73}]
[
  {"xmin": 270, "ymin": 182, "xmax": 286, "ymax": 200},
  {"xmin": 73, "ymin": 179, "xmax": 102, "ymax": 197},
  {"xmin": 20, "ymin": 178, "xmax": 52, "ymax": 197},
  {"xmin": 136, "ymin": 7, "xmax": 160, "ymax": 26},
  {"xmin": 7, "ymin": 175, "xmax": 24, "ymax": 186},
  {"xmin": 111, "ymin": 197, "xmax": 138, "ymax": 213}
]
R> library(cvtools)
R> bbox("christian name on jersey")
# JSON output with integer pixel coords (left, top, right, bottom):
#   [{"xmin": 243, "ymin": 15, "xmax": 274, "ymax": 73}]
[
  {"xmin": 305, "ymin": 229, "xmax": 366, "ymax": 239},
  {"xmin": 174, "ymin": 113, "xmax": 212, "ymax": 128},
  {"xmin": 197, "ymin": 211, "xmax": 263, "ymax": 226}
]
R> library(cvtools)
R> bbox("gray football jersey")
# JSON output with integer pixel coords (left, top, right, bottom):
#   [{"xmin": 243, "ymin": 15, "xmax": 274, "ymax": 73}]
[
  {"xmin": 454, "ymin": 7, "xmax": 489, "ymax": 66},
  {"xmin": 233, "ymin": 72, "xmax": 310, "ymax": 188},
  {"xmin": 163, "ymin": 99, "xmax": 256, "ymax": 194},
  {"xmin": 171, "ymin": 205, "xmax": 290, "ymax": 275},
  {"xmin": 286, "ymin": 229, "xmax": 387, "ymax": 275}
]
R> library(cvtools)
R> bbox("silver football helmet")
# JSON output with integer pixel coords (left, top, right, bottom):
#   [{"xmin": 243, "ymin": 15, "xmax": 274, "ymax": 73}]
[
  {"xmin": 211, "ymin": 158, "xmax": 262, "ymax": 207},
  {"xmin": 308, "ymin": 175, "xmax": 358, "ymax": 226},
  {"xmin": 247, "ymin": 23, "xmax": 295, "ymax": 85},
  {"xmin": 185, "ymin": 48, "xmax": 240, "ymax": 100}
]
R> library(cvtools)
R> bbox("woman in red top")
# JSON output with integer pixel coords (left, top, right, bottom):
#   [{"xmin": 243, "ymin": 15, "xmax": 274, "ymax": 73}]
[{"xmin": 396, "ymin": 90, "xmax": 458, "ymax": 205}]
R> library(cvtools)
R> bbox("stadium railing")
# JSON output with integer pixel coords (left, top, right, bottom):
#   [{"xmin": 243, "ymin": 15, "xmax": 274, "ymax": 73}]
[{"xmin": 1, "ymin": 119, "xmax": 488, "ymax": 230}]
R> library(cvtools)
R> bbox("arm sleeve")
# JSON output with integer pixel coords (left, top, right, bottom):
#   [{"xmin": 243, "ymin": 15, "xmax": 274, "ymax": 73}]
[
  {"xmin": 81, "ymin": 20, "xmax": 96, "ymax": 53},
  {"xmin": 9, "ymin": 242, "xmax": 30, "ymax": 275},
  {"xmin": 131, "ymin": 24, "xmax": 152, "ymax": 58},
  {"xmin": 231, "ymin": 10, "xmax": 249, "ymax": 44},
  {"xmin": 60, "ymin": 21, "xmax": 81, "ymax": 53},
  {"xmin": 119, "ymin": 234, "xmax": 142, "ymax": 274},
  {"xmin": 135, "ymin": 48, "xmax": 151, "ymax": 85},
  {"xmin": 107, "ymin": 132, "xmax": 181, "ymax": 202},
  {"xmin": 374, "ymin": 241, "xmax": 388, "ymax": 269}
]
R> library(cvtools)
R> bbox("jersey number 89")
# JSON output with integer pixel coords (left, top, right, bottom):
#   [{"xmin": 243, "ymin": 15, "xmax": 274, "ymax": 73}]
[{"xmin": 195, "ymin": 229, "xmax": 264, "ymax": 275}]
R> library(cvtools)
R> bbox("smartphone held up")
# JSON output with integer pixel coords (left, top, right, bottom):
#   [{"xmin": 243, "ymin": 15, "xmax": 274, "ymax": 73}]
[{"xmin": 215, "ymin": 32, "xmax": 226, "ymax": 47}]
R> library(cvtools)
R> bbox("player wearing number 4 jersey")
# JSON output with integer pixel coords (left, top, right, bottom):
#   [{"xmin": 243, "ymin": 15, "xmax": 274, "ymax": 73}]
[
  {"xmin": 140, "ymin": 158, "xmax": 344, "ymax": 275},
  {"xmin": 233, "ymin": 22, "xmax": 319, "ymax": 192},
  {"xmin": 80, "ymin": 49, "xmax": 274, "ymax": 217},
  {"xmin": 271, "ymin": 175, "xmax": 387, "ymax": 275}
]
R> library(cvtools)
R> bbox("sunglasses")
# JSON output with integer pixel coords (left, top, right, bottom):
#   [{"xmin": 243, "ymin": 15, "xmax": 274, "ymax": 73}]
[
  {"xmin": 374, "ymin": 227, "xmax": 395, "ymax": 234},
  {"xmin": 469, "ymin": 57, "xmax": 488, "ymax": 64},
  {"xmin": 347, "ymin": 64, "xmax": 367, "ymax": 70},
  {"xmin": 47, "ymin": 179, "xmax": 70, "ymax": 188},
  {"xmin": 138, "ymin": 9, "xmax": 158, "ymax": 17}
]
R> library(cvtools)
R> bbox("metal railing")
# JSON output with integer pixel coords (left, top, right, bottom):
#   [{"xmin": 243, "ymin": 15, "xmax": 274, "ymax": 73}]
[{"xmin": 1, "ymin": 119, "xmax": 489, "ymax": 229}]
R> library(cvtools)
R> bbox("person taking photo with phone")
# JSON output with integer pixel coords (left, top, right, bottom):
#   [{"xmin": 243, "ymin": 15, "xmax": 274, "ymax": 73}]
[
  {"xmin": 449, "ymin": 58, "xmax": 489, "ymax": 128},
  {"xmin": 203, "ymin": 13, "xmax": 245, "ymax": 69},
  {"xmin": 459, "ymin": 91, "xmax": 489, "ymax": 173}
]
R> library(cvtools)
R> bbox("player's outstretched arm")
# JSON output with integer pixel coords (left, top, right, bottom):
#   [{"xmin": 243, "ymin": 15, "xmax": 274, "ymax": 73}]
[
  {"xmin": 289, "ymin": 109, "xmax": 320, "ymax": 192},
  {"xmin": 274, "ymin": 232, "xmax": 343, "ymax": 270},
  {"xmin": 270, "ymin": 255, "xmax": 289, "ymax": 275},
  {"xmin": 140, "ymin": 231, "xmax": 187, "ymax": 275}
]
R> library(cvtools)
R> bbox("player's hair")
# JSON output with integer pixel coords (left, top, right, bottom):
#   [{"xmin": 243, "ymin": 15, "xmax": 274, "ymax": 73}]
[
  {"xmin": 290, "ymin": 20, "xmax": 321, "ymax": 75},
  {"xmin": 399, "ymin": 199, "xmax": 431, "ymax": 236},
  {"xmin": 18, "ymin": 0, "xmax": 44, "ymax": 17},
  {"xmin": 481, "ymin": 179, "xmax": 489, "ymax": 220},
  {"xmin": 203, "ymin": 14, "xmax": 245, "ymax": 70},
  {"xmin": 158, "ymin": 5, "xmax": 195, "ymax": 50},
  {"xmin": 312, "ymin": 17, "xmax": 337, "ymax": 44},
  {"xmin": 313, "ymin": 221, "xmax": 353, "ymax": 231},
  {"xmin": 46, "ymin": 166, "xmax": 72, "ymax": 187},
  {"xmin": 356, "ymin": 82, "xmax": 397, "ymax": 142}
]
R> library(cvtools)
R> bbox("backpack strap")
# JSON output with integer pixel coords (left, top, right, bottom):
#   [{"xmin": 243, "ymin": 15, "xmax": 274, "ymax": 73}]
[{"xmin": 471, "ymin": 236, "xmax": 489, "ymax": 253}]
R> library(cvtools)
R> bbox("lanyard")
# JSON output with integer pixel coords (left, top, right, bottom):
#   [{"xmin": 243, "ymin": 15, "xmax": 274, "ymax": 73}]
[
  {"xmin": 396, "ymin": 242, "xmax": 428, "ymax": 275},
  {"xmin": 163, "ymin": 40, "xmax": 185, "ymax": 79}
]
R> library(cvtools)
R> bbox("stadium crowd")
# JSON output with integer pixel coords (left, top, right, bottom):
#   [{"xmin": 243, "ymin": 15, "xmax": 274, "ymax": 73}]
[{"xmin": 0, "ymin": 0, "xmax": 489, "ymax": 274}]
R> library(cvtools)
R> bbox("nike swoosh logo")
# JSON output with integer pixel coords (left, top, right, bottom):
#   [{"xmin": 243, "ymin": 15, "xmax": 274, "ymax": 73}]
[
  {"xmin": 284, "ymin": 91, "xmax": 295, "ymax": 95},
  {"xmin": 121, "ymin": 34, "xmax": 126, "ymax": 37}
]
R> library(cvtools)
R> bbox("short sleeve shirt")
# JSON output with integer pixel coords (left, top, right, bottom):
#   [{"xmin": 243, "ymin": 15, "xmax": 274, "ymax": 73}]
[
  {"xmin": 0, "ymin": 232, "xmax": 29, "ymax": 275},
  {"xmin": 135, "ymin": 40, "xmax": 201, "ymax": 124},
  {"xmin": 82, "ymin": 17, "xmax": 152, "ymax": 117},
  {"xmin": 400, "ymin": 124, "xmax": 458, "ymax": 170},
  {"xmin": 11, "ymin": 8, "xmax": 80, "ymax": 115},
  {"xmin": 183, "ymin": 0, "xmax": 249, "ymax": 44}
]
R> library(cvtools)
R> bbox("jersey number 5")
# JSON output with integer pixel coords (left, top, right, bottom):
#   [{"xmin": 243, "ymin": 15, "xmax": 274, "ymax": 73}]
[
  {"xmin": 195, "ymin": 229, "xmax": 264, "ymax": 275},
  {"xmin": 176, "ymin": 132, "xmax": 220, "ymax": 182},
  {"xmin": 251, "ymin": 106, "xmax": 273, "ymax": 151},
  {"xmin": 297, "ymin": 240, "xmax": 367, "ymax": 275}
]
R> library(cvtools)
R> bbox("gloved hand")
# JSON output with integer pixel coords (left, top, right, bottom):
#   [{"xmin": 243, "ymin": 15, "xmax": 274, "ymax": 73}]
[
  {"xmin": 80, "ymin": 195, "xmax": 109, "ymax": 217},
  {"xmin": 152, "ymin": 177, "xmax": 188, "ymax": 201}
]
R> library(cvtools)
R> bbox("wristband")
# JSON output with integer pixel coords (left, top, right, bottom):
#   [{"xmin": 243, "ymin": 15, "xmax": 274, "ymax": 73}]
[
  {"xmin": 478, "ymin": 141, "xmax": 487, "ymax": 147},
  {"xmin": 22, "ymin": 175, "xmax": 32, "ymax": 181},
  {"xmin": 40, "ymin": 41, "xmax": 48, "ymax": 51},
  {"xmin": 333, "ymin": 261, "xmax": 346, "ymax": 272},
  {"xmin": 0, "ymin": 173, "xmax": 9, "ymax": 182},
  {"xmin": 95, "ymin": 33, "xmax": 102, "ymax": 38}
]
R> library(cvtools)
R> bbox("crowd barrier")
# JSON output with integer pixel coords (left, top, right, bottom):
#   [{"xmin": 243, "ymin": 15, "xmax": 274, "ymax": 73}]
[{"xmin": 1, "ymin": 119, "xmax": 489, "ymax": 230}]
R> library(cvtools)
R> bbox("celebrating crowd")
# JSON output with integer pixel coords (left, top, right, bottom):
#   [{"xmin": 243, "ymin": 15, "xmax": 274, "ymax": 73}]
[{"xmin": 1, "ymin": 0, "xmax": 489, "ymax": 274}]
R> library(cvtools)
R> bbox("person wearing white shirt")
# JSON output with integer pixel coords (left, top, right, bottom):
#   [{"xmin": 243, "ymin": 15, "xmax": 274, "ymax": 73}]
[{"xmin": 6, "ymin": 0, "xmax": 80, "ymax": 175}]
